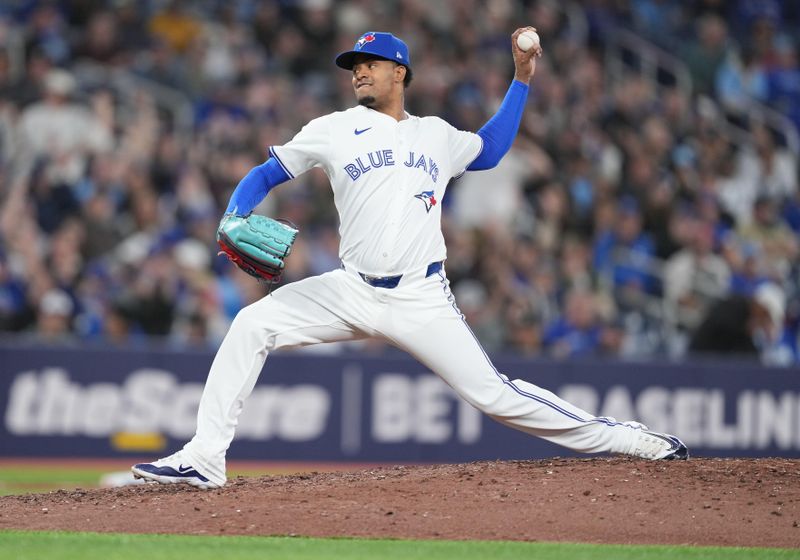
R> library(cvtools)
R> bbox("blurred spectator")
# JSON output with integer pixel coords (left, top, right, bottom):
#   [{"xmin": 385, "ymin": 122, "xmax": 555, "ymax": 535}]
[
  {"xmin": 531, "ymin": 182, "xmax": 571, "ymax": 254},
  {"xmin": 593, "ymin": 196, "xmax": 658, "ymax": 302},
  {"xmin": 737, "ymin": 195, "xmax": 799, "ymax": 279},
  {"xmin": 715, "ymin": 47, "xmax": 769, "ymax": 111},
  {"xmin": 115, "ymin": 0, "xmax": 151, "ymax": 54},
  {"xmin": 683, "ymin": 15, "xmax": 730, "ymax": 96},
  {"xmin": 35, "ymin": 289, "xmax": 74, "ymax": 341},
  {"xmin": 664, "ymin": 218, "xmax": 731, "ymax": 330},
  {"xmin": 722, "ymin": 235, "xmax": 769, "ymax": 296},
  {"xmin": 3, "ymin": 46, "xmax": 51, "ymax": 108},
  {"xmin": 16, "ymin": 68, "xmax": 112, "ymax": 185},
  {"xmin": 734, "ymin": 125, "xmax": 797, "ymax": 208},
  {"xmin": 102, "ymin": 303, "xmax": 134, "ymax": 346},
  {"xmin": 631, "ymin": 0, "xmax": 684, "ymax": 50},
  {"xmin": 641, "ymin": 172, "xmax": 681, "ymax": 260},
  {"xmin": 542, "ymin": 289, "xmax": 604, "ymax": 359},
  {"xmin": 81, "ymin": 190, "xmax": 124, "ymax": 260},
  {"xmin": 689, "ymin": 282, "xmax": 785, "ymax": 361},
  {"xmin": 505, "ymin": 298, "xmax": 543, "ymax": 356},
  {"xmin": 715, "ymin": 144, "xmax": 754, "ymax": 225},
  {"xmin": 148, "ymin": 1, "xmax": 201, "ymax": 54},
  {"xmin": 133, "ymin": 38, "xmax": 188, "ymax": 90},
  {"xmin": 558, "ymin": 235, "xmax": 593, "ymax": 293},
  {"xmin": 767, "ymin": 38, "xmax": 800, "ymax": 130},
  {"xmin": 113, "ymin": 251, "xmax": 178, "ymax": 337},
  {"xmin": 24, "ymin": 2, "xmax": 70, "ymax": 65},
  {"xmin": 73, "ymin": 10, "xmax": 125, "ymax": 65}
]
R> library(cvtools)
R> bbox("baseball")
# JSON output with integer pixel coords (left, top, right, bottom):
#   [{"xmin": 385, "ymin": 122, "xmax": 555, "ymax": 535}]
[{"xmin": 516, "ymin": 30, "xmax": 540, "ymax": 51}]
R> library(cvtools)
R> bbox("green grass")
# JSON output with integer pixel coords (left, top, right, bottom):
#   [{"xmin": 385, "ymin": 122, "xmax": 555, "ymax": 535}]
[
  {"xmin": 0, "ymin": 465, "xmax": 268, "ymax": 496},
  {"xmin": 0, "ymin": 531, "xmax": 797, "ymax": 560},
  {"xmin": 0, "ymin": 467, "xmax": 106, "ymax": 495}
]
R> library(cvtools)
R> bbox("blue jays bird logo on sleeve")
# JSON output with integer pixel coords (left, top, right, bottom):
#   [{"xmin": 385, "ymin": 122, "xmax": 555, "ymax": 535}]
[{"xmin": 415, "ymin": 190, "xmax": 437, "ymax": 213}]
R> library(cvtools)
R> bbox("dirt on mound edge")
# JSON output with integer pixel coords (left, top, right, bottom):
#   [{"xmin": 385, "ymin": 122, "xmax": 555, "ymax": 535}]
[{"xmin": 1, "ymin": 457, "xmax": 798, "ymax": 548}]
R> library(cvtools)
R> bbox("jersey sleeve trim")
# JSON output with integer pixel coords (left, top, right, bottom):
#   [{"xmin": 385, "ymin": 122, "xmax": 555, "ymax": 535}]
[
  {"xmin": 455, "ymin": 135, "xmax": 485, "ymax": 179},
  {"xmin": 268, "ymin": 146, "xmax": 295, "ymax": 179}
]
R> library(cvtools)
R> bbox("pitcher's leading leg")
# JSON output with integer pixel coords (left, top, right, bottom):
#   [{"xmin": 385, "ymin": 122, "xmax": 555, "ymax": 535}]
[
  {"xmin": 394, "ymin": 310, "xmax": 686, "ymax": 460},
  {"xmin": 133, "ymin": 270, "xmax": 373, "ymax": 487}
]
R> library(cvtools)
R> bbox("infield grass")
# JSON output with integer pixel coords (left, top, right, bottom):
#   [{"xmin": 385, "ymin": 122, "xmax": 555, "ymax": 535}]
[
  {"xmin": 0, "ymin": 464, "xmax": 281, "ymax": 496},
  {"xmin": 0, "ymin": 467, "xmax": 110, "ymax": 495},
  {"xmin": 1, "ymin": 531, "xmax": 798, "ymax": 560}
]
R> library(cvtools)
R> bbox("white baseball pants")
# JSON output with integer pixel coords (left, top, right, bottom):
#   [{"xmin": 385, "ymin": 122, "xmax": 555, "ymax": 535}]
[{"xmin": 183, "ymin": 265, "xmax": 641, "ymax": 486}]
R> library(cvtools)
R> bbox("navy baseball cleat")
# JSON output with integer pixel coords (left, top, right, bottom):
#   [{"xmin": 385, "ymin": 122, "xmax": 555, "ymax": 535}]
[
  {"xmin": 630, "ymin": 429, "xmax": 689, "ymax": 460},
  {"xmin": 131, "ymin": 451, "xmax": 221, "ymax": 489}
]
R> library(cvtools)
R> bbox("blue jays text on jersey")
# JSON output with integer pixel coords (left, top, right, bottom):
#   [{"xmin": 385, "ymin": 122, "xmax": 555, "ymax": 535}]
[{"xmin": 344, "ymin": 150, "xmax": 440, "ymax": 183}]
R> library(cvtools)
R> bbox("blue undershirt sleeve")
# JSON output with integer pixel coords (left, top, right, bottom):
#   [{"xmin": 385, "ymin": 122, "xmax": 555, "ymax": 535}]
[
  {"xmin": 224, "ymin": 157, "xmax": 291, "ymax": 216},
  {"xmin": 467, "ymin": 80, "xmax": 530, "ymax": 171}
]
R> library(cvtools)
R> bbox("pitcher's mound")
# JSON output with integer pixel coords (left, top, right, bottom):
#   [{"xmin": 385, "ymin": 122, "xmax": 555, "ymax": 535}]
[{"xmin": 1, "ymin": 457, "xmax": 798, "ymax": 548}]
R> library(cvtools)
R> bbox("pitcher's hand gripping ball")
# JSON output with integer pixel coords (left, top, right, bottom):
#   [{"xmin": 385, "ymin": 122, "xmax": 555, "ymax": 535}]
[
  {"xmin": 516, "ymin": 30, "xmax": 540, "ymax": 52},
  {"xmin": 217, "ymin": 213, "xmax": 298, "ymax": 285}
]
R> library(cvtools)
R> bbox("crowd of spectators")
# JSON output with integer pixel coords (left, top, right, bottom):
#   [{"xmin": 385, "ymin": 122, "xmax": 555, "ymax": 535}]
[{"xmin": 0, "ymin": 0, "xmax": 798, "ymax": 365}]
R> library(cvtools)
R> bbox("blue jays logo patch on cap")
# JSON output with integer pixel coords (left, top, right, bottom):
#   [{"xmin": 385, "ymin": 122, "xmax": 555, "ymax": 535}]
[{"xmin": 356, "ymin": 33, "xmax": 376, "ymax": 50}]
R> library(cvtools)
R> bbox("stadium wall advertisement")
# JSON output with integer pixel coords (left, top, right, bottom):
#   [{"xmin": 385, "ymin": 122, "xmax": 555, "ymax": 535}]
[{"xmin": 2, "ymin": 343, "xmax": 799, "ymax": 461}]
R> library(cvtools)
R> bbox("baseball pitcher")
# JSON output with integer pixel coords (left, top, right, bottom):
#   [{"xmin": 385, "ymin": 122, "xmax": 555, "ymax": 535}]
[{"xmin": 133, "ymin": 28, "xmax": 687, "ymax": 489}]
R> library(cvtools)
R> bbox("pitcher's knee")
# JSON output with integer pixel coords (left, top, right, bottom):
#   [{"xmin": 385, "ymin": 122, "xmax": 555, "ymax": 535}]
[
  {"xmin": 229, "ymin": 299, "xmax": 281, "ymax": 340},
  {"xmin": 229, "ymin": 303, "xmax": 261, "ymax": 334},
  {"xmin": 466, "ymin": 387, "xmax": 512, "ymax": 418}
]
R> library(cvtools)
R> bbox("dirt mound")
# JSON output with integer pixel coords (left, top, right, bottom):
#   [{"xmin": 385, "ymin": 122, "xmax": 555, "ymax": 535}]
[{"xmin": 1, "ymin": 457, "xmax": 799, "ymax": 548}]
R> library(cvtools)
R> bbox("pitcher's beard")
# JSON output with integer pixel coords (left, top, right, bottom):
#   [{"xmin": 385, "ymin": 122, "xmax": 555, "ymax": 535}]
[{"xmin": 358, "ymin": 95, "xmax": 376, "ymax": 107}]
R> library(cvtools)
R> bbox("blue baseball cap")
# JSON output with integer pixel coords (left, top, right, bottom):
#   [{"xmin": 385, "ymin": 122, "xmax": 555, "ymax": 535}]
[{"xmin": 335, "ymin": 31, "xmax": 411, "ymax": 70}]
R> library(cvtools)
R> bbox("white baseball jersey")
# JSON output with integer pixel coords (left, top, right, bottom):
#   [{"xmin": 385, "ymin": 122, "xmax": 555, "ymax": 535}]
[{"xmin": 269, "ymin": 105, "xmax": 483, "ymax": 276}]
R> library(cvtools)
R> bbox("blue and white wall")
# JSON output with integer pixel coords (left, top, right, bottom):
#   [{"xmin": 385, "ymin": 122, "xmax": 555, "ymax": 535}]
[{"xmin": 2, "ymin": 343, "xmax": 799, "ymax": 461}]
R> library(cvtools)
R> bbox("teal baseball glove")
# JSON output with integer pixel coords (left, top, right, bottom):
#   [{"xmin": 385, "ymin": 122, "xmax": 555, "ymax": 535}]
[{"xmin": 216, "ymin": 213, "xmax": 299, "ymax": 284}]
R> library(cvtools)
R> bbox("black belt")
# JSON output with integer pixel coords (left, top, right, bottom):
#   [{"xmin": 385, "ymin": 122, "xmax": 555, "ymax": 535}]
[{"xmin": 358, "ymin": 261, "xmax": 442, "ymax": 289}]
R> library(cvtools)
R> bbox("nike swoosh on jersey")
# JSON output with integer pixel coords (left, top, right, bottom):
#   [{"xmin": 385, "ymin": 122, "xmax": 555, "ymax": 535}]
[{"xmin": 354, "ymin": 127, "xmax": 372, "ymax": 135}]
